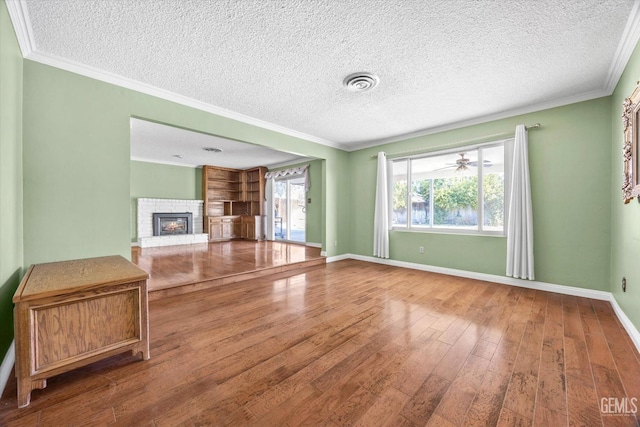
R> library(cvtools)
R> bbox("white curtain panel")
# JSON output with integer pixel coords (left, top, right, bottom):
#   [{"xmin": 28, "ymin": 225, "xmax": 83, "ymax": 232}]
[
  {"xmin": 506, "ymin": 125, "xmax": 535, "ymax": 280},
  {"xmin": 373, "ymin": 152, "xmax": 390, "ymax": 258},
  {"xmin": 265, "ymin": 177, "xmax": 275, "ymax": 240}
]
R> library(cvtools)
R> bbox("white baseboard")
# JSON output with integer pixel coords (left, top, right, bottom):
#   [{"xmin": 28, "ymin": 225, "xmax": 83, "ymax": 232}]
[
  {"xmin": 0, "ymin": 341, "xmax": 15, "ymax": 398},
  {"xmin": 328, "ymin": 253, "xmax": 609, "ymax": 300},
  {"xmin": 325, "ymin": 253, "xmax": 351, "ymax": 263},
  {"xmin": 327, "ymin": 253, "xmax": 640, "ymax": 354},
  {"xmin": 609, "ymin": 296, "xmax": 640, "ymax": 355},
  {"xmin": 0, "ymin": 255, "xmax": 635, "ymax": 402},
  {"xmin": 306, "ymin": 242, "xmax": 322, "ymax": 248}
]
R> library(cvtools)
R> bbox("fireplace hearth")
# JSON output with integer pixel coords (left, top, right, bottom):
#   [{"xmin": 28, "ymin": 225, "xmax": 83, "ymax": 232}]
[{"xmin": 153, "ymin": 212, "xmax": 193, "ymax": 236}]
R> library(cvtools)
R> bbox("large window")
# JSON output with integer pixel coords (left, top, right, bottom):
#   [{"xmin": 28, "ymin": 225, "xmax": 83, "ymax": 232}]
[{"xmin": 391, "ymin": 141, "xmax": 509, "ymax": 235}]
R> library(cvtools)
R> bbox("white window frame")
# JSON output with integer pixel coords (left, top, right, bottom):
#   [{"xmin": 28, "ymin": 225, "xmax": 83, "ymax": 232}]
[{"xmin": 390, "ymin": 138, "xmax": 512, "ymax": 237}]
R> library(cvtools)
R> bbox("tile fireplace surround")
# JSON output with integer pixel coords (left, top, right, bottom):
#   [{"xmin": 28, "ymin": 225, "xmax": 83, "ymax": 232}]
[{"xmin": 136, "ymin": 198, "xmax": 208, "ymax": 248}]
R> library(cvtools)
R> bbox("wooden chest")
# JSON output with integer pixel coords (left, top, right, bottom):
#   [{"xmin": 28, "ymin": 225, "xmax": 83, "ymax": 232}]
[{"xmin": 13, "ymin": 255, "xmax": 150, "ymax": 407}]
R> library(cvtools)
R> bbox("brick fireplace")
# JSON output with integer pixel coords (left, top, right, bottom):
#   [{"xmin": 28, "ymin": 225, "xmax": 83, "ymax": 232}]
[{"xmin": 136, "ymin": 198, "xmax": 208, "ymax": 248}]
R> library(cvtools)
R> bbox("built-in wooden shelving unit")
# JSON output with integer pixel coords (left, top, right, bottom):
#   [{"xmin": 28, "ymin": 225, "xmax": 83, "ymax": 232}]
[{"xmin": 202, "ymin": 165, "xmax": 267, "ymax": 241}]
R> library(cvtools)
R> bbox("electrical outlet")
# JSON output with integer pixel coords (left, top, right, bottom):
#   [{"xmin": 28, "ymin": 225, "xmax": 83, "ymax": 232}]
[
  {"xmin": 622, "ymin": 277, "xmax": 627, "ymax": 292},
  {"xmin": 419, "ymin": 246, "xmax": 424, "ymax": 254},
  {"xmin": 334, "ymin": 240, "xmax": 338, "ymax": 247}
]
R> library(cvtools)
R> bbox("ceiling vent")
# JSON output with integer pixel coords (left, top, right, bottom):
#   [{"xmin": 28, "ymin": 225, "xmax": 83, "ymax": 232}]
[
  {"xmin": 203, "ymin": 147, "xmax": 222, "ymax": 153},
  {"xmin": 343, "ymin": 73, "xmax": 379, "ymax": 92}
]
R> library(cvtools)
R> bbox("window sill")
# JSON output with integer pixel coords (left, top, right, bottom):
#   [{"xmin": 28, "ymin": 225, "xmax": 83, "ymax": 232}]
[{"xmin": 391, "ymin": 227, "xmax": 505, "ymax": 238}]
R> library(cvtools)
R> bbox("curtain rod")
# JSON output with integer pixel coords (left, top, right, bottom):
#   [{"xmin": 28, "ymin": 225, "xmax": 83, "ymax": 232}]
[{"xmin": 370, "ymin": 123, "xmax": 541, "ymax": 159}]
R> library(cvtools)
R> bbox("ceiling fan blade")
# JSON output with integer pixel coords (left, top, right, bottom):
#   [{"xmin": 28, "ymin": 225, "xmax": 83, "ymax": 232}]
[{"xmin": 468, "ymin": 160, "xmax": 493, "ymax": 167}]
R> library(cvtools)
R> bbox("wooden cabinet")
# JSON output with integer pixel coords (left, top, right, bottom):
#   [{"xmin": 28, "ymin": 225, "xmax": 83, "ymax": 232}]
[
  {"xmin": 202, "ymin": 165, "xmax": 267, "ymax": 241},
  {"xmin": 208, "ymin": 216, "xmax": 242, "ymax": 241},
  {"xmin": 208, "ymin": 217, "xmax": 223, "ymax": 240},
  {"xmin": 230, "ymin": 217, "xmax": 242, "ymax": 239},
  {"xmin": 13, "ymin": 256, "xmax": 150, "ymax": 408},
  {"xmin": 241, "ymin": 215, "xmax": 264, "ymax": 240}
]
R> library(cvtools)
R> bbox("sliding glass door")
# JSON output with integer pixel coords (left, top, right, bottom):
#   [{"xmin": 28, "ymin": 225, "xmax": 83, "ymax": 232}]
[{"xmin": 273, "ymin": 176, "xmax": 306, "ymax": 242}]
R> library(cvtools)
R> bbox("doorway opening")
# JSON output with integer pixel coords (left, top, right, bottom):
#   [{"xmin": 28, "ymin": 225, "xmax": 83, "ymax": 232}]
[{"xmin": 274, "ymin": 176, "xmax": 306, "ymax": 243}]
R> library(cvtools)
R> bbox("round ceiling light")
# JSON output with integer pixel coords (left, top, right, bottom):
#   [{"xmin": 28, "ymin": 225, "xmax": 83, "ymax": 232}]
[
  {"xmin": 343, "ymin": 72, "xmax": 379, "ymax": 92},
  {"xmin": 203, "ymin": 147, "xmax": 222, "ymax": 153}
]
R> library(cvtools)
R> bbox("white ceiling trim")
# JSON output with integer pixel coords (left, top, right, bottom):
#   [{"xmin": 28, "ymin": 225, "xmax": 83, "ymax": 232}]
[
  {"xmin": 605, "ymin": 0, "xmax": 640, "ymax": 92},
  {"xmin": 25, "ymin": 50, "xmax": 345, "ymax": 151},
  {"xmin": 5, "ymin": 0, "xmax": 640, "ymax": 153},
  {"xmin": 6, "ymin": 1, "xmax": 343, "ymax": 150},
  {"xmin": 4, "ymin": 0, "xmax": 33, "ymax": 56},
  {"xmin": 346, "ymin": 88, "xmax": 611, "ymax": 151}
]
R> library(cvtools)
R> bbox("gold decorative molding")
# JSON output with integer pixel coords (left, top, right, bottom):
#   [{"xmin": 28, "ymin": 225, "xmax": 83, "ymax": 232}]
[{"xmin": 621, "ymin": 80, "xmax": 640, "ymax": 203}]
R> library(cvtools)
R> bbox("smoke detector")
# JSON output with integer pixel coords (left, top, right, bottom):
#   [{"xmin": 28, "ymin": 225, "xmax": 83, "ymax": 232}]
[{"xmin": 343, "ymin": 73, "xmax": 379, "ymax": 92}]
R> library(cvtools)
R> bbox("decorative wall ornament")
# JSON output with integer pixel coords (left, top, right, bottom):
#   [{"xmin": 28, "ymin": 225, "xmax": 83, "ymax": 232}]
[{"xmin": 622, "ymin": 80, "xmax": 640, "ymax": 204}]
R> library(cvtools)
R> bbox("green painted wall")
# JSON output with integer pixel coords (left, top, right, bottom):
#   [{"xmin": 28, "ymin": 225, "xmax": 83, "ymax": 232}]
[
  {"xmin": 130, "ymin": 160, "xmax": 202, "ymax": 241},
  {"xmin": 268, "ymin": 159, "xmax": 324, "ymax": 245},
  {"xmin": 349, "ymin": 97, "xmax": 612, "ymax": 291},
  {"xmin": 8, "ymin": 1, "xmax": 637, "ymax": 364},
  {"xmin": 131, "ymin": 161, "xmax": 201, "ymax": 200},
  {"xmin": 0, "ymin": 0, "xmax": 24, "ymax": 363},
  {"xmin": 610, "ymin": 41, "xmax": 640, "ymax": 331},
  {"xmin": 22, "ymin": 60, "xmax": 349, "ymax": 268},
  {"xmin": 306, "ymin": 159, "xmax": 324, "ymax": 245}
]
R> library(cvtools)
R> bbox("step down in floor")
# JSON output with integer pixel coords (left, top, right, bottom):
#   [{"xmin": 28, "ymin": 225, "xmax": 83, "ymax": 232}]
[{"xmin": 148, "ymin": 257, "xmax": 326, "ymax": 301}]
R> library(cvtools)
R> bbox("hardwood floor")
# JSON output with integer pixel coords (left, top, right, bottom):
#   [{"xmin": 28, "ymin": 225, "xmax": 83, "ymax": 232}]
[
  {"xmin": 1, "ymin": 259, "xmax": 639, "ymax": 426},
  {"xmin": 131, "ymin": 241, "xmax": 324, "ymax": 298}
]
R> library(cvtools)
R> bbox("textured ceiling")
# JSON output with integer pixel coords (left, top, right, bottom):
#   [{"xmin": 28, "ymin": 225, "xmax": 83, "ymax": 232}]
[{"xmin": 12, "ymin": 0, "xmax": 640, "ymax": 151}]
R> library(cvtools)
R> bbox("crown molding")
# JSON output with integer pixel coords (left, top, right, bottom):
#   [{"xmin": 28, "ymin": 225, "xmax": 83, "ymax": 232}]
[
  {"xmin": 6, "ymin": 0, "xmax": 640, "ymax": 154},
  {"xmin": 18, "ymin": 51, "xmax": 612, "ymax": 155},
  {"xmin": 347, "ymin": 0, "xmax": 640, "ymax": 151},
  {"xmin": 345, "ymin": 88, "xmax": 611, "ymax": 151},
  {"xmin": 5, "ymin": 1, "xmax": 347, "ymax": 151},
  {"xmin": 26, "ymin": 50, "xmax": 347, "ymax": 151},
  {"xmin": 605, "ymin": 0, "xmax": 640, "ymax": 92},
  {"xmin": 4, "ymin": 0, "xmax": 33, "ymax": 56}
]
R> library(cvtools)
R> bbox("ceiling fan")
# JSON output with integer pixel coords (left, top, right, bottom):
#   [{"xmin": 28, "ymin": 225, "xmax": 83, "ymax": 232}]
[{"xmin": 437, "ymin": 153, "xmax": 492, "ymax": 172}]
